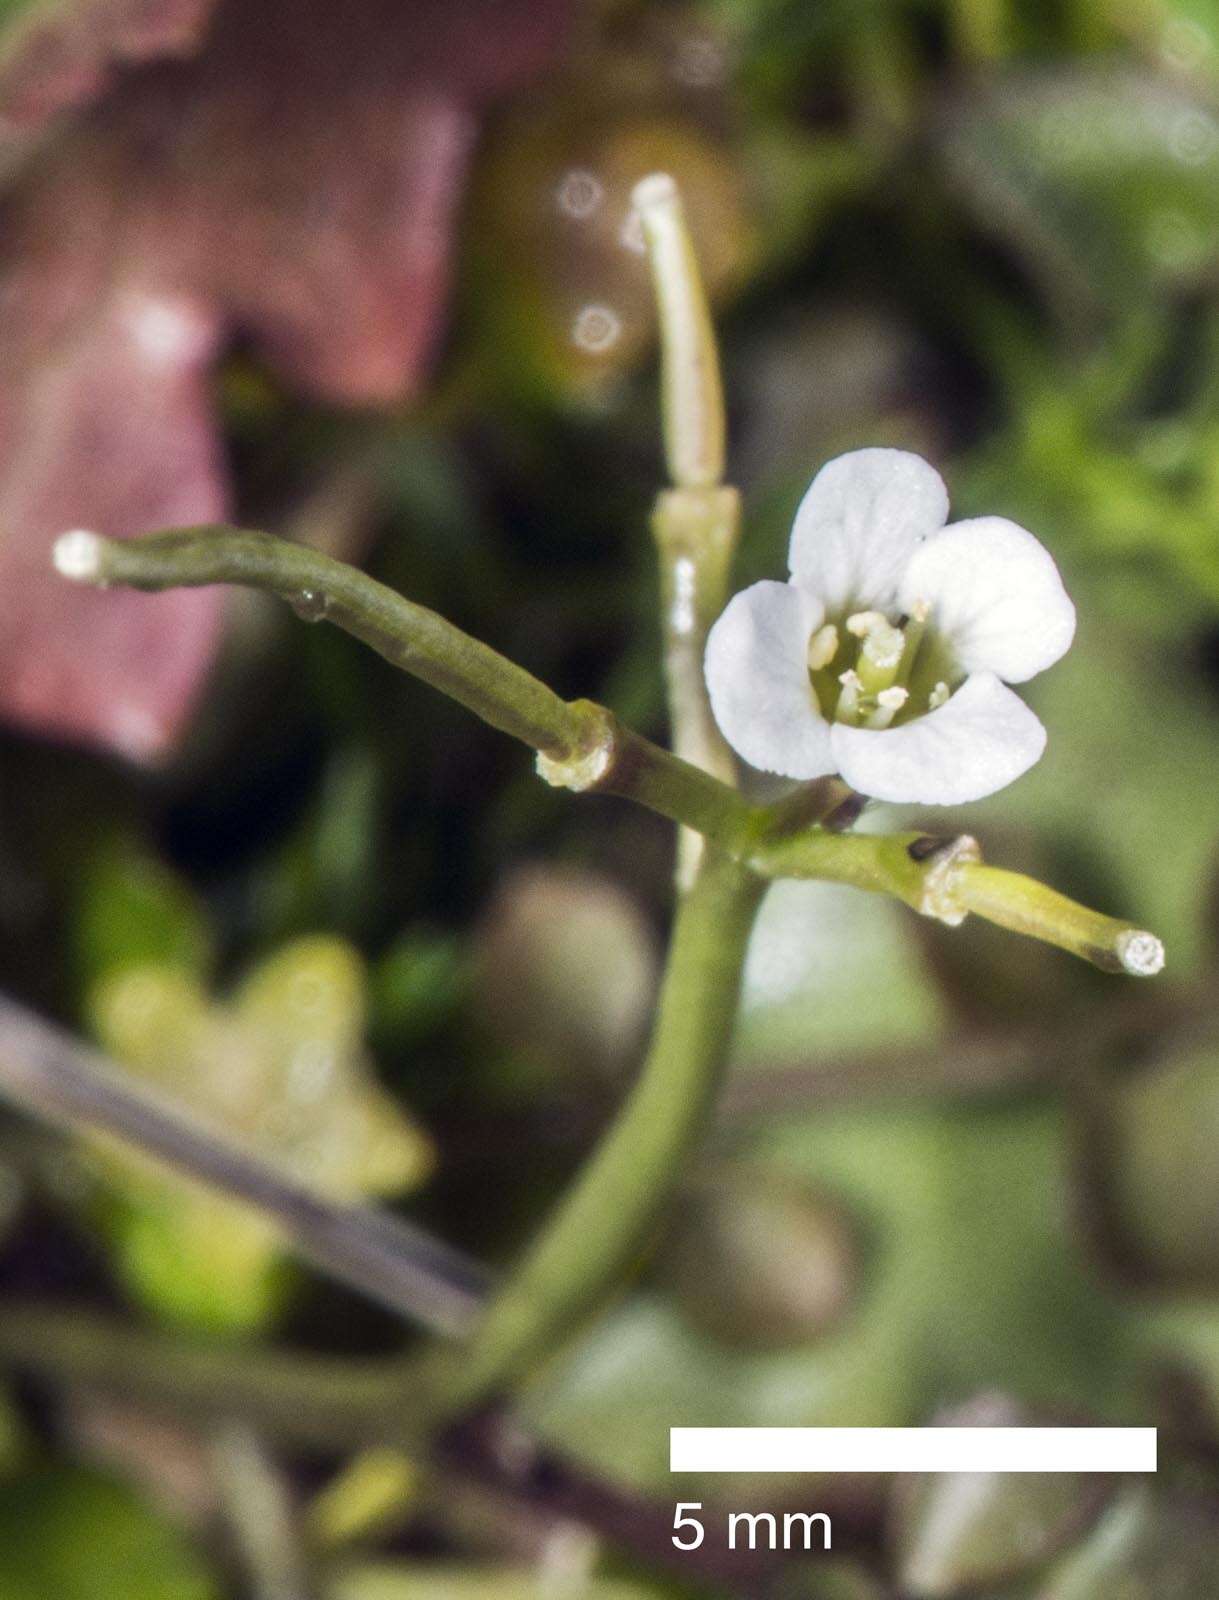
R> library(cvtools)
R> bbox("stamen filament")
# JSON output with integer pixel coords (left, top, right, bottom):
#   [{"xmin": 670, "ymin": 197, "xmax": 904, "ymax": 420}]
[
  {"xmin": 836, "ymin": 669, "xmax": 864, "ymax": 725},
  {"xmin": 896, "ymin": 599, "xmax": 929, "ymax": 687}
]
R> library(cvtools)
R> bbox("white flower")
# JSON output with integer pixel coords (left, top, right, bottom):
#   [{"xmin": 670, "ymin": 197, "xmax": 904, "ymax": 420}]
[{"xmin": 704, "ymin": 448, "xmax": 1075, "ymax": 804}]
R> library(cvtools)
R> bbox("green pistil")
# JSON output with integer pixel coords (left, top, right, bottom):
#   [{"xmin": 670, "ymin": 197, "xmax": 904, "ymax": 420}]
[
  {"xmin": 807, "ymin": 603, "xmax": 943, "ymax": 728},
  {"xmin": 848, "ymin": 611, "xmax": 905, "ymax": 697}
]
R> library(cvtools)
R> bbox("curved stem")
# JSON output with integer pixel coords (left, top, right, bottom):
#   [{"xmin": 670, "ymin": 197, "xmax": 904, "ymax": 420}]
[
  {"xmin": 0, "ymin": 1305, "xmax": 852, "ymax": 1589},
  {"xmin": 437, "ymin": 849, "xmax": 765, "ymax": 1410}
]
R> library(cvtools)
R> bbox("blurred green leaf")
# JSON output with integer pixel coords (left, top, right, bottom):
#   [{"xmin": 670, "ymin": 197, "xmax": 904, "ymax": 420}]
[
  {"xmin": 939, "ymin": 71, "xmax": 1219, "ymax": 318},
  {"xmin": 85, "ymin": 937, "xmax": 432, "ymax": 1333},
  {"xmin": 73, "ymin": 843, "xmax": 212, "ymax": 995},
  {"xmin": 0, "ymin": 1468, "xmax": 217, "ymax": 1600},
  {"xmin": 734, "ymin": 874, "xmax": 945, "ymax": 1064},
  {"xmin": 1111, "ymin": 1042, "xmax": 1219, "ymax": 1278},
  {"xmin": 528, "ymin": 1102, "xmax": 1135, "ymax": 1498},
  {"xmin": 371, "ymin": 929, "xmax": 466, "ymax": 1050}
]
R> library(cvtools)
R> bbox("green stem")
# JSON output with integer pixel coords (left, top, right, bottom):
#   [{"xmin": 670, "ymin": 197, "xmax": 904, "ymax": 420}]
[
  {"xmin": 437, "ymin": 849, "xmax": 765, "ymax": 1410},
  {"xmin": 637, "ymin": 173, "xmax": 740, "ymax": 884},
  {"xmin": 53, "ymin": 528, "xmax": 1164, "ymax": 976},
  {"xmin": 955, "ymin": 863, "xmax": 1166, "ymax": 976},
  {"xmin": 652, "ymin": 486, "xmax": 741, "ymax": 885},
  {"xmin": 60, "ymin": 527, "xmax": 600, "ymax": 760},
  {"xmin": 747, "ymin": 826, "xmax": 980, "ymax": 916},
  {"xmin": 57, "ymin": 528, "xmax": 749, "ymax": 845},
  {"xmin": 633, "ymin": 173, "xmax": 725, "ymax": 491},
  {"xmin": 749, "ymin": 829, "xmax": 1165, "ymax": 976},
  {"xmin": 210, "ymin": 1425, "xmax": 310, "ymax": 1600}
]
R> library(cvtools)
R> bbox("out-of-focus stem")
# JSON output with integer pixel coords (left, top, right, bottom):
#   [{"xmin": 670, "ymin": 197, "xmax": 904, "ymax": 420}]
[
  {"xmin": 0, "ymin": 1305, "xmax": 410, "ymax": 1445},
  {"xmin": 0, "ymin": 1305, "xmax": 824, "ymax": 1585},
  {"xmin": 211, "ymin": 1425, "xmax": 309, "ymax": 1600},
  {"xmin": 948, "ymin": 0, "xmax": 1009, "ymax": 61}
]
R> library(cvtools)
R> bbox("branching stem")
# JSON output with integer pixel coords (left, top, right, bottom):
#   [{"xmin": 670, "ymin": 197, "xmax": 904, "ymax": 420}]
[{"xmin": 53, "ymin": 527, "xmax": 1164, "ymax": 976}]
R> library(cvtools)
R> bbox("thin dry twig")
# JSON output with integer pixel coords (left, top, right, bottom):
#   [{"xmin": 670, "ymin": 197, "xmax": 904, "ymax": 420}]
[{"xmin": 0, "ymin": 992, "xmax": 488, "ymax": 1338}]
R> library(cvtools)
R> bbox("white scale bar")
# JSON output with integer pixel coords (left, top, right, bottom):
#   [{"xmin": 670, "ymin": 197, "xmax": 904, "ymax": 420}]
[{"xmin": 671, "ymin": 1427, "xmax": 1157, "ymax": 1474}]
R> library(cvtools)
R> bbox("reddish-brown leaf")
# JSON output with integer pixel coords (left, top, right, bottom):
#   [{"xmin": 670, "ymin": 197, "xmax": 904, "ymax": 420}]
[
  {"xmin": 0, "ymin": 0, "xmax": 217, "ymax": 147},
  {"xmin": 0, "ymin": 0, "xmax": 569, "ymax": 758}
]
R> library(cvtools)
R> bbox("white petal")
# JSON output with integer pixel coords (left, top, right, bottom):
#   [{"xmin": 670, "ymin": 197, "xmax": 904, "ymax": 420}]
[
  {"xmin": 899, "ymin": 516, "xmax": 1075, "ymax": 683},
  {"xmin": 829, "ymin": 670, "xmax": 1046, "ymax": 804},
  {"xmin": 704, "ymin": 580, "xmax": 835, "ymax": 779},
  {"xmin": 787, "ymin": 448, "xmax": 950, "ymax": 611}
]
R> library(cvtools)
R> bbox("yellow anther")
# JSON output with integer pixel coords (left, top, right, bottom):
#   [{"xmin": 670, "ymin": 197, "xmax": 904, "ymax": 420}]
[
  {"xmin": 865, "ymin": 685, "xmax": 908, "ymax": 730},
  {"xmin": 928, "ymin": 680, "xmax": 950, "ymax": 710},
  {"xmin": 807, "ymin": 623, "xmax": 839, "ymax": 671},
  {"xmin": 845, "ymin": 610, "xmax": 889, "ymax": 637}
]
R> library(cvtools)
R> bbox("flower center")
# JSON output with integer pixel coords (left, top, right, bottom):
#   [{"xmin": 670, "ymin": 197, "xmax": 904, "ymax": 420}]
[{"xmin": 806, "ymin": 603, "xmax": 953, "ymax": 729}]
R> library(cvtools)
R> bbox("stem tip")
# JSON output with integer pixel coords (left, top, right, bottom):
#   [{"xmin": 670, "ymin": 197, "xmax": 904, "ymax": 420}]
[
  {"xmin": 1115, "ymin": 929, "xmax": 1165, "ymax": 977},
  {"xmin": 631, "ymin": 172, "xmax": 678, "ymax": 212},
  {"xmin": 52, "ymin": 529, "xmax": 106, "ymax": 583}
]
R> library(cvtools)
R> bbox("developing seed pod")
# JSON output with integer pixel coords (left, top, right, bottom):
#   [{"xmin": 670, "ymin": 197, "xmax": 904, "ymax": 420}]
[{"xmin": 662, "ymin": 1162, "xmax": 860, "ymax": 1350}]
